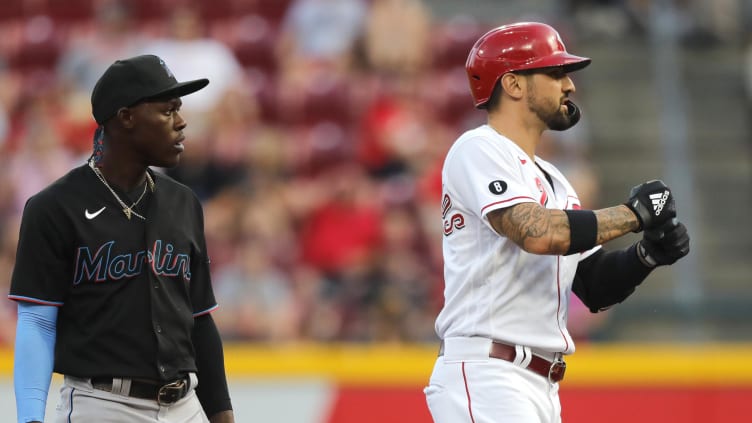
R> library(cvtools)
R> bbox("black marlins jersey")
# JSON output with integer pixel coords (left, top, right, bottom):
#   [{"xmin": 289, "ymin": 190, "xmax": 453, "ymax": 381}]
[{"xmin": 9, "ymin": 164, "xmax": 217, "ymax": 381}]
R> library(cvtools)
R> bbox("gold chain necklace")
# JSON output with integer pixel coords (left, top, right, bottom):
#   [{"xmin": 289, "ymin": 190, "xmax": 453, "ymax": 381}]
[{"xmin": 88, "ymin": 159, "xmax": 155, "ymax": 220}]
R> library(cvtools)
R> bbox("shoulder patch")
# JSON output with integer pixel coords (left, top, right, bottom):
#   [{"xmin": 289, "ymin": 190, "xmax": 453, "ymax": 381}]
[{"xmin": 488, "ymin": 180, "xmax": 507, "ymax": 195}]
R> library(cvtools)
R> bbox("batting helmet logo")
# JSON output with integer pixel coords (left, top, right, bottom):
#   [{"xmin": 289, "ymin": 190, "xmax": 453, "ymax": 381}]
[{"xmin": 465, "ymin": 22, "xmax": 591, "ymax": 108}]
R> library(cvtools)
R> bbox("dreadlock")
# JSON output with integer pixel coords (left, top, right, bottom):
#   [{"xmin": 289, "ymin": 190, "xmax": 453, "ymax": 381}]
[{"xmin": 91, "ymin": 125, "xmax": 104, "ymax": 166}]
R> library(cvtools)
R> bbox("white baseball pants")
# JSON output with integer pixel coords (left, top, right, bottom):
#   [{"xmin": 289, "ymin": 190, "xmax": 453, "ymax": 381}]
[{"xmin": 425, "ymin": 337, "xmax": 562, "ymax": 423}]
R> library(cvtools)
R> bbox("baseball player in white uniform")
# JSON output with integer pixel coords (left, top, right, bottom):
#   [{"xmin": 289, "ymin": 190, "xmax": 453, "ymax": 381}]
[{"xmin": 424, "ymin": 22, "xmax": 691, "ymax": 423}]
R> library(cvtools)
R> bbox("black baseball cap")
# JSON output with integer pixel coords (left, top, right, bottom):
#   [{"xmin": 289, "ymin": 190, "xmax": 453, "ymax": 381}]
[{"xmin": 91, "ymin": 54, "xmax": 209, "ymax": 124}]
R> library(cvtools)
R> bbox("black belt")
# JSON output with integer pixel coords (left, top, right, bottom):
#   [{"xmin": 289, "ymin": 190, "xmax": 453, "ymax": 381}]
[
  {"xmin": 91, "ymin": 376, "xmax": 190, "ymax": 405},
  {"xmin": 439, "ymin": 341, "xmax": 566, "ymax": 383}
]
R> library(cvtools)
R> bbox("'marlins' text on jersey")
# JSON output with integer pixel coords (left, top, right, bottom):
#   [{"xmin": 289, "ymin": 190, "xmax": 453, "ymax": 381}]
[{"xmin": 73, "ymin": 239, "xmax": 191, "ymax": 284}]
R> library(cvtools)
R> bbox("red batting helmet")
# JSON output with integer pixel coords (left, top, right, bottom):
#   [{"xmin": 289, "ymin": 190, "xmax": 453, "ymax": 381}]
[{"xmin": 465, "ymin": 22, "xmax": 591, "ymax": 108}]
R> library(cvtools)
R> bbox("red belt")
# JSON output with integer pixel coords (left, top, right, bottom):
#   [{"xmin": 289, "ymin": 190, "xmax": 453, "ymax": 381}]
[{"xmin": 439, "ymin": 341, "xmax": 566, "ymax": 383}]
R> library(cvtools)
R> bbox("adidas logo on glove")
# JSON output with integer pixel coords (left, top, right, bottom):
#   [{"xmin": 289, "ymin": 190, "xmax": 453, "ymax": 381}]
[{"xmin": 650, "ymin": 191, "xmax": 670, "ymax": 216}]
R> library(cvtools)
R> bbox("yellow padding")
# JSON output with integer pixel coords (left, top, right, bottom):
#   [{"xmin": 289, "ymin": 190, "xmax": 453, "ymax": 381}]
[
  {"xmin": 223, "ymin": 343, "xmax": 437, "ymax": 386},
  {"xmin": 562, "ymin": 343, "xmax": 752, "ymax": 387},
  {"xmin": 1, "ymin": 343, "xmax": 751, "ymax": 387}
]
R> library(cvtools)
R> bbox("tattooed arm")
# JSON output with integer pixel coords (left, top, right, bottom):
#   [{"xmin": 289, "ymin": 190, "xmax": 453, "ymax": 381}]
[{"xmin": 487, "ymin": 203, "xmax": 639, "ymax": 255}]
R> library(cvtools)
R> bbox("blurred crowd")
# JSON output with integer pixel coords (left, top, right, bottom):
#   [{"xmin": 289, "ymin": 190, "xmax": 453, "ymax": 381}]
[{"xmin": 0, "ymin": 0, "xmax": 636, "ymax": 345}]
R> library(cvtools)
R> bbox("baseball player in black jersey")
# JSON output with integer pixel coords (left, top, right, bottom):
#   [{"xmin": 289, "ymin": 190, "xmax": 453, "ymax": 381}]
[{"xmin": 9, "ymin": 55, "xmax": 234, "ymax": 423}]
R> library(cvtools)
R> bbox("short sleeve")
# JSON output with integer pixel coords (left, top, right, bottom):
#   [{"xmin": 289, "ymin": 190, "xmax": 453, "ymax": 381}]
[
  {"xmin": 444, "ymin": 137, "xmax": 538, "ymax": 220},
  {"xmin": 188, "ymin": 195, "xmax": 217, "ymax": 316},
  {"xmin": 9, "ymin": 195, "xmax": 71, "ymax": 305}
]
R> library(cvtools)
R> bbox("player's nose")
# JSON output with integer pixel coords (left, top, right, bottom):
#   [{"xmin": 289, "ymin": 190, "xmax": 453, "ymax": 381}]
[
  {"xmin": 563, "ymin": 75, "xmax": 576, "ymax": 94},
  {"xmin": 174, "ymin": 111, "xmax": 187, "ymax": 131}
]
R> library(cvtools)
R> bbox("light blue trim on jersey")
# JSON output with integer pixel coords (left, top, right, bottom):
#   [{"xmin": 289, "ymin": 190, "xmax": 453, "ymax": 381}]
[
  {"xmin": 193, "ymin": 304, "xmax": 219, "ymax": 317},
  {"xmin": 8, "ymin": 295, "xmax": 64, "ymax": 307},
  {"xmin": 15, "ymin": 302, "xmax": 57, "ymax": 423}
]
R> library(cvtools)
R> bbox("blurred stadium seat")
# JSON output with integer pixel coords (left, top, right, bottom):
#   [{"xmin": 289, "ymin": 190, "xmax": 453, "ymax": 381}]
[
  {"xmin": 0, "ymin": 0, "xmax": 22, "ymax": 21},
  {"xmin": 190, "ymin": 0, "xmax": 234, "ymax": 23},
  {"xmin": 430, "ymin": 16, "xmax": 485, "ymax": 70},
  {"xmin": 7, "ymin": 15, "xmax": 64, "ymax": 71},
  {"xmin": 227, "ymin": 14, "xmax": 279, "ymax": 74},
  {"xmin": 251, "ymin": 0, "xmax": 294, "ymax": 23},
  {"xmin": 129, "ymin": 0, "xmax": 168, "ymax": 23},
  {"xmin": 299, "ymin": 74, "xmax": 352, "ymax": 125},
  {"xmin": 44, "ymin": 0, "xmax": 94, "ymax": 22},
  {"xmin": 433, "ymin": 67, "xmax": 478, "ymax": 127}
]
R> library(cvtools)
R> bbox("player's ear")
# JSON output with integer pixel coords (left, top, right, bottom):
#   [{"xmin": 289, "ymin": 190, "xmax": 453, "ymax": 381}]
[
  {"xmin": 500, "ymin": 72, "xmax": 525, "ymax": 100},
  {"xmin": 116, "ymin": 107, "xmax": 136, "ymax": 129}
]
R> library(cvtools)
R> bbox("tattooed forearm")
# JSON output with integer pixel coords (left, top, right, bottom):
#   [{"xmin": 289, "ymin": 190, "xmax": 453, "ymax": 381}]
[
  {"xmin": 594, "ymin": 205, "xmax": 640, "ymax": 244},
  {"xmin": 489, "ymin": 203, "xmax": 570, "ymax": 254},
  {"xmin": 488, "ymin": 204, "xmax": 640, "ymax": 255}
]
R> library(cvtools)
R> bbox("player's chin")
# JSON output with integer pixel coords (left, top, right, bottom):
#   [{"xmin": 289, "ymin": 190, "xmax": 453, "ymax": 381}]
[
  {"xmin": 546, "ymin": 115, "xmax": 573, "ymax": 131},
  {"xmin": 153, "ymin": 152, "xmax": 182, "ymax": 169},
  {"xmin": 165, "ymin": 155, "xmax": 182, "ymax": 168}
]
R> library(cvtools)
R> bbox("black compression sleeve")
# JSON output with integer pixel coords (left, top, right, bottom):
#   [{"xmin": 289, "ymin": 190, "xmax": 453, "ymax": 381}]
[
  {"xmin": 564, "ymin": 210, "xmax": 598, "ymax": 255},
  {"xmin": 572, "ymin": 243, "xmax": 654, "ymax": 312},
  {"xmin": 192, "ymin": 314, "xmax": 233, "ymax": 417}
]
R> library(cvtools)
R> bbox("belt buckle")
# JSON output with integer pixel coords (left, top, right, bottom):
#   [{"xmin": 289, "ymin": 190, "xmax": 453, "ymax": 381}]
[
  {"xmin": 548, "ymin": 359, "xmax": 566, "ymax": 384},
  {"xmin": 157, "ymin": 379, "xmax": 186, "ymax": 406}
]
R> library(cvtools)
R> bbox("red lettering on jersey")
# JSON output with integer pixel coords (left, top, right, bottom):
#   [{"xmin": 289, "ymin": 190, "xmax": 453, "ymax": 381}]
[
  {"xmin": 442, "ymin": 194, "xmax": 465, "ymax": 235},
  {"xmin": 535, "ymin": 177, "xmax": 548, "ymax": 206},
  {"xmin": 443, "ymin": 213, "xmax": 465, "ymax": 236},
  {"xmin": 441, "ymin": 194, "xmax": 452, "ymax": 219}
]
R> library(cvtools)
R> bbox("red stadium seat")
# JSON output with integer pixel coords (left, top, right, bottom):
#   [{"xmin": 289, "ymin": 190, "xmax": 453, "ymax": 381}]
[
  {"xmin": 430, "ymin": 16, "xmax": 486, "ymax": 70},
  {"xmin": 299, "ymin": 74, "xmax": 352, "ymax": 125},
  {"xmin": 198, "ymin": 0, "xmax": 292, "ymax": 22},
  {"xmin": 252, "ymin": 0, "xmax": 293, "ymax": 23},
  {"xmin": 0, "ymin": 0, "xmax": 23, "ymax": 21},
  {"xmin": 253, "ymin": 71, "xmax": 282, "ymax": 123},
  {"xmin": 130, "ymin": 0, "xmax": 168, "ymax": 22},
  {"xmin": 432, "ymin": 67, "xmax": 483, "ymax": 128},
  {"xmin": 44, "ymin": 0, "xmax": 94, "ymax": 22},
  {"xmin": 229, "ymin": 14, "xmax": 278, "ymax": 73},
  {"xmin": 7, "ymin": 15, "xmax": 64, "ymax": 71},
  {"xmin": 190, "ymin": 0, "xmax": 234, "ymax": 22}
]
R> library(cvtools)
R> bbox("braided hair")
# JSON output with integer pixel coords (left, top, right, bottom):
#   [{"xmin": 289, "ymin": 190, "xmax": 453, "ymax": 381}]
[{"xmin": 91, "ymin": 125, "xmax": 104, "ymax": 166}]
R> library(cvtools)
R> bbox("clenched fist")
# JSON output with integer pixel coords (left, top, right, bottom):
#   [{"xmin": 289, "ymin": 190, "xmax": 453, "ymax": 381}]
[
  {"xmin": 625, "ymin": 180, "xmax": 676, "ymax": 232},
  {"xmin": 637, "ymin": 218, "xmax": 690, "ymax": 267}
]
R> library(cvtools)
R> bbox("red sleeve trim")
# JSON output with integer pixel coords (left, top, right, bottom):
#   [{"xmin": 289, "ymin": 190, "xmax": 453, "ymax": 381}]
[
  {"xmin": 8, "ymin": 295, "xmax": 64, "ymax": 306},
  {"xmin": 193, "ymin": 304, "xmax": 219, "ymax": 317},
  {"xmin": 480, "ymin": 196, "xmax": 537, "ymax": 215}
]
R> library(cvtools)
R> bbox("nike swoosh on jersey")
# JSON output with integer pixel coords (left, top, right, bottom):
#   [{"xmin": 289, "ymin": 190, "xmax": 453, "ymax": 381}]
[{"xmin": 85, "ymin": 207, "xmax": 106, "ymax": 220}]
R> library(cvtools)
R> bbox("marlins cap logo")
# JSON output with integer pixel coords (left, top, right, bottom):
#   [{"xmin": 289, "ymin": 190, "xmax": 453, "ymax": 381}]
[{"xmin": 159, "ymin": 58, "xmax": 175, "ymax": 79}]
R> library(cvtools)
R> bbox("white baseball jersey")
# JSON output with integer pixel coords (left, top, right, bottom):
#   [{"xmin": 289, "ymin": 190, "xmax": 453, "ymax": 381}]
[{"xmin": 436, "ymin": 124, "xmax": 600, "ymax": 355}]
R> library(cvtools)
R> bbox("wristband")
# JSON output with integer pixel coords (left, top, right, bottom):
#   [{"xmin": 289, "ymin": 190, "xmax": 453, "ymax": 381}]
[{"xmin": 564, "ymin": 209, "xmax": 598, "ymax": 255}]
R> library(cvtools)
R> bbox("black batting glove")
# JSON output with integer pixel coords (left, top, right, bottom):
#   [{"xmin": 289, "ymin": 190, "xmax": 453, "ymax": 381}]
[
  {"xmin": 636, "ymin": 218, "xmax": 690, "ymax": 268},
  {"xmin": 625, "ymin": 180, "xmax": 676, "ymax": 232}
]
